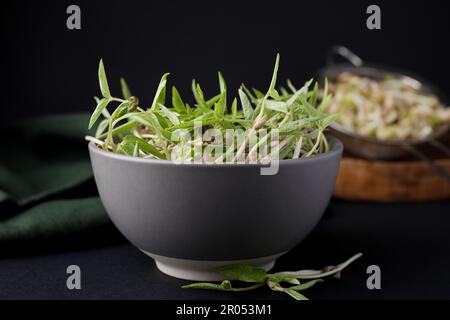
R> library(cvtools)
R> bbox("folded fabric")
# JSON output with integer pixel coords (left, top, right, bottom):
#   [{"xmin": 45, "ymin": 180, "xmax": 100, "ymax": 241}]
[
  {"xmin": 0, "ymin": 197, "xmax": 108, "ymax": 242},
  {"xmin": 0, "ymin": 113, "xmax": 110, "ymax": 243}
]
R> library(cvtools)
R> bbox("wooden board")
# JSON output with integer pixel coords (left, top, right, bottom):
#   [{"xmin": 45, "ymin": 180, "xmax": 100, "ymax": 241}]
[{"xmin": 333, "ymin": 157, "xmax": 450, "ymax": 202}]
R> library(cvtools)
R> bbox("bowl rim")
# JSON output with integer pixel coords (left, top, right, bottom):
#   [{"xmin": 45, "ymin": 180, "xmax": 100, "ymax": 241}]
[{"xmin": 88, "ymin": 135, "xmax": 343, "ymax": 167}]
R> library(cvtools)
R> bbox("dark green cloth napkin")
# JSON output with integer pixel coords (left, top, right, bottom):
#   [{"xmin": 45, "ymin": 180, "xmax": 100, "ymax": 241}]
[{"xmin": 0, "ymin": 113, "xmax": 110, "ymax": 243}]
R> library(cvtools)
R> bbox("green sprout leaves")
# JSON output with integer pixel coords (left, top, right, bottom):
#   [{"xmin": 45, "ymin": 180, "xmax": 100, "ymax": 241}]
[
  {"xmin": 86, "ymin": 55, "xmax": 338, "ymax": 161},
  {"xmin": 182, "ymin": 253, "xmax": 362, "ymax": 301},
  {"xmin": 151, "ymin": 73, "xmax": 170, "ymax": 110},
  {"xmin": 88, "ymin": 98, "xmax": 110, "ymax": 129},
  {"xmin": 217, "ymin": 264, "xmax": 268, "ymax": 283},
  {"xmin": 120, "ymin": 78, "xmax": 132, "ymax": 99},
  {"xmin": 98, "ymin": 59, "xmax": 111, "ymax": 98},
  {"xmin": 172, "ymin": 86, "xmax": 185, "ymax": 113},
  {"xmin": 119, "ymin": 135, "xmax": 165, "ymax": 159},
  {"xmin": 238, "ymin": 88, "xmax": 254, "ymax": 120},
  {"xmin": 214, "ymin": 90, "xmax": 227, "ymax": 120}
]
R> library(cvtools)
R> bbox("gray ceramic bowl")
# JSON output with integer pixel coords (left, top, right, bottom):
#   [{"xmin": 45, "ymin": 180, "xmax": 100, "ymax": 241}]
[{"xmin": 89, "ymin": 137, "xmax": 343, "ymax": 280}]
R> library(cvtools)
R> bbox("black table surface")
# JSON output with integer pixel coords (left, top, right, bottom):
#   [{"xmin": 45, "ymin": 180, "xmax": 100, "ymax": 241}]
[{"xmin": 1, "ymin": 200, "xmax": 449, "ymax": 300}]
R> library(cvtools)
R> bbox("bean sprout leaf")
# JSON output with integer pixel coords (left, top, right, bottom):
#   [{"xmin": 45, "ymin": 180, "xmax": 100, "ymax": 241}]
[
  {"xmin": 214, "ymin": 91, "xmax": 227, "ymax": 119},
  {"xmin": 264, "ymin": 100, "xmax": 288, "ymax": 113},
  {"xmin": 216, "ymin": 264, "xmax": 268, "ymax": 283},
  {"xmin": 192, "ymin": 80, "xmax": 209, "ymax": 110},
  {"xmin": 268, "ymin": 274, "xmax": 300, "ymax": 285},
  {"xmin": 238, "ymin": 88, "xmax": 254, "ymax": 119},
  {"xmin": 278, "ymin": 118, "xmax": 317, "ymax": 134},
  {"xmin": 290, "ymin": 279, "xmax": 324, "ymax": 291},
  {"xmin": 95, "ymin": 119, "xmax": 110, "ymax": 138},
  {"xmin": 99, "ymin": 120, "xmax": 138, "ymax": 139},
  {"xmin": 285, "ymin": 289, "xmax": 308, "ymax": 300},
  {"xmin": 240, "ymin": 84, "xmax": 257, "ymax": 103},
  {"xmin": 157, "ymin": 103, "xmax": 180, "ymax": 125},
  {"xmin": 89, "ymin": 97, "xmax": 110, "ymax": 129},
  {"xmin": 252, "ymin": 88, "xmax": 265, "ymax": 99},
  {"xmin": 206, "ymin": 94, "xmax": 221, "ymax": 109},
  {"xmin": 120, "ymin": 78, "xmax": 132, "ymax": 99},
  {"xmin": 111, "ymin": 101, "xmax": 131, "ymax": 120},
  {"xmin": 98, "ymin": 59, "xmax": 111, "ymax": 98},
  {"xmin": 269, "ymin": 54, "xmax": 280, "ymax": 93},
  {"xmin": 218, "ymin": 71, "xmax": 227, "ymax": 94},
  {"xmin": 182, "ymin": 281, "xmax": 231, "ymax": 291},
  {"xmin": 320, "ymin": 113, "xmax": 339, "ymax": 130},
  {"xmin": 172, "ymin": 86, "xmax": 185, "ymax": 113},
  {"xmin": 150, "ymin": 73, "xmax": 170, "ymax": 110},
  {"xmin": 121, "ymin": 135, "xmax": 165, "ymax": 159},
  {"xmin": 231, "ymin": 97, "xmax": 238, "ymax": 121}
]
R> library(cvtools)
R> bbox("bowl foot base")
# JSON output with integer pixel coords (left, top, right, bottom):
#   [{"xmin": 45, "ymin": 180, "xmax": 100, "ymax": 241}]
[{"xmin": 140, "ymin": 250, "xmax": 285, "ymax": 281}]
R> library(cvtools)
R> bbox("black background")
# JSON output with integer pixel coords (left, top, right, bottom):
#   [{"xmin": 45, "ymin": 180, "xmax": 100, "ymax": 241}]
[
  {"xmin": 1, "ymin": 0, "xmax": 450, "ymax": 126},
  {"xmin": 2, "ymin": 201, "xmax": 450, "ymax": 299},
  {"xmin": 1, "ymin": 0, "xmax": 450, "ymax": 300}
]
